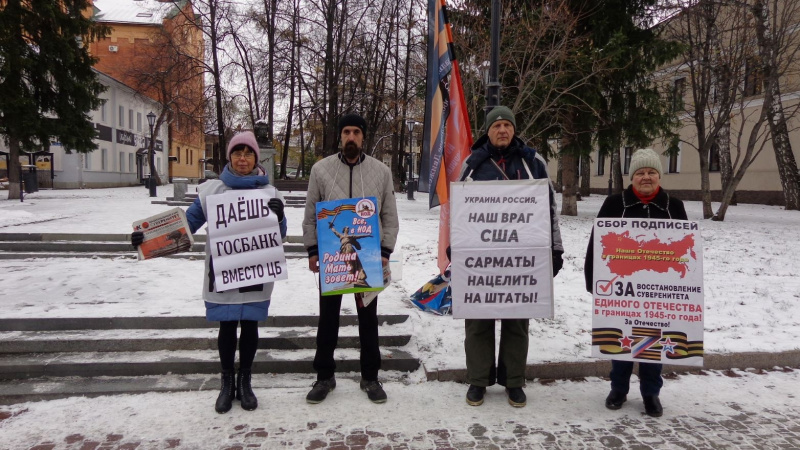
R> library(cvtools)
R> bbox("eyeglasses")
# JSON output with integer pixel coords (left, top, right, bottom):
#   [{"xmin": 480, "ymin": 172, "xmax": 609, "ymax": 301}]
[{"xmin": 231, "ymin": 150, "xmax": 256, "ymax": 160}]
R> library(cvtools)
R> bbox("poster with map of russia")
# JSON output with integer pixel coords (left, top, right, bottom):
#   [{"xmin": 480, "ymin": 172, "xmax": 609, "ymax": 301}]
[{"xmin": 591, "ymin": 218, "xmax": 704, "ymax": 367}]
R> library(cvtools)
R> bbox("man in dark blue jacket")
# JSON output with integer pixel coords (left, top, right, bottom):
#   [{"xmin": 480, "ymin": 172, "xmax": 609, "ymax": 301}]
[{"xmin": 458, "ymin": 106, "xmax": 564, "ymax": 408}]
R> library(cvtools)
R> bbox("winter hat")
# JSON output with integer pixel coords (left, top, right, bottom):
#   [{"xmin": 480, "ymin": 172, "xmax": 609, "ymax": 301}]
[
  {"xmin": 485, "ymin": 106, "xmax": 516, "ymax": 132},
  {"xmin": 226, "ymin": 131, "xmax": 259, "ymax": 161},
  {"xmin": 338, "ymin": 113, "xmax": 367, "ymax": 135},
  {"xmin": 628, "ymin": 148, "xmax": 663, "ymax": 180}
]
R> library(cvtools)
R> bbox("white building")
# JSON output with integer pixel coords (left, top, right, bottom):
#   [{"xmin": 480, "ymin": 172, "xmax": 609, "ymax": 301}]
[{"xmin": 0, "ymin": 69, "xmax": 168, "ymax": 189}]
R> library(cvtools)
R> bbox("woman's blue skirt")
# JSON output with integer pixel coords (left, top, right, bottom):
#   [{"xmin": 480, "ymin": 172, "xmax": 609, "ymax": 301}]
[{"xmin": 205, "ymin": 300, "xmax": 270, "ymax": 322}]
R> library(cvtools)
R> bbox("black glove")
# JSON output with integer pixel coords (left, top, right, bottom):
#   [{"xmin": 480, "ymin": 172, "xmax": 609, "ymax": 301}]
[
  {"xmin": 446, "ymin": 245, "xmax": 451, "ymax": 261},
  {"xmin": 552, "ymin": 250, "xmax": 564, "ymax": 277},
  {"xmin": 131, "ymin": 231, "xmax": 144, "ymax": 248},
  {"xmin": 268, "ymin": 198, "xmax": 285, "ymax": 222}
]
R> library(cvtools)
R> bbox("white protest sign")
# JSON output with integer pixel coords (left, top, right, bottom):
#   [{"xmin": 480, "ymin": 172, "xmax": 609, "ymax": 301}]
[
  {"xmin": 206, "ymin": 188, "xmax": 287, "ymax": 291},
  {"xmin": 591, "ymin": 218, "xmax": 704, "ymax": 367},
  {"xmin": 450, "ymin": 179, "xmax": 553, "ymax": 319}
]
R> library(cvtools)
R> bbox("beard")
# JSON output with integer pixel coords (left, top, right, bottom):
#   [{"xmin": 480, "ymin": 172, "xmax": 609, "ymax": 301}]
[{"xmin": 343, "ymin": 141, "xmax": 361, "ymax": 160}]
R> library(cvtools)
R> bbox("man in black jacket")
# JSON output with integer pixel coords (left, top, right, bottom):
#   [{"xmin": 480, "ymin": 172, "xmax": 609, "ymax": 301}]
[{"xmin": 458, "ymin": 106, "xmax": 564, "ymax": 408}]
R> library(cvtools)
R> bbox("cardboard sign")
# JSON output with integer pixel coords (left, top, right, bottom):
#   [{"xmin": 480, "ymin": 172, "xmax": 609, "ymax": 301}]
[
  {"xmin": 591, "ymin": 218, "xmax": 704, "ymax": 367},
  {"xmin": 206, "ymin": 188, "xmax": 287, "ymax": 291},
  {"xmin": 450, "ymin": 180, "xmax": 553, "ymax": 319},
  {"xmin": 316, "ymin": 197, "xmax": 384, "ymax": 296}
]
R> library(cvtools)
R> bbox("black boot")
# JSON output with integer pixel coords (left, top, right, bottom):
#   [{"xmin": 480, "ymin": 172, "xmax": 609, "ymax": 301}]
[
  {"xmin": 236, "ymin": 369, "xmax": 258, "ymax": 411},
  {"xmin": 215, "ymin": 370, "xmax": 236, "ymax": 414}
]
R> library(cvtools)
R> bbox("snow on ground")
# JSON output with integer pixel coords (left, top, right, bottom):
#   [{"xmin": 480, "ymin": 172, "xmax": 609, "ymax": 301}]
[
  {"xmin": 1, "ymin": 369, "xmax": 799, "ymax": 449},
  {"xmin": 1, "ymin": 185, "xmax": 800, "ymax": 373}
]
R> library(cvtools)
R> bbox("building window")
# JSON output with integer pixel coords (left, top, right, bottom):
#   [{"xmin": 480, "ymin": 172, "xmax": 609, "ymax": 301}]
[
  {"xmin": 129, "ymin": 109, "xmax": 134, "ymax": 129},
  {"xmin": 669, "ymin": 151, "xmax": 679, "ymax": 174},
  {"xmin": 190, "ymin": 150, "xmax": 194, "ymax": 165},
  {"xmin": 672, "ymin": 78, "xmax": 686, "ymax": 112},
  {"xmin": 129, "ymin": 154, "xmax": 135, "ymax": 173},
  {"xmin": 744, "ymin": 57, "xmax": 764, "ymax": 97},
  {"xmin": 119, "ymin": 152, "xmax": 125, "ymax": 172},
  {"xmin": 137, "ymin": 112, "xmax": 142, "ymax": 132},
  {"xmin": 101, "ymin": 148, "xmax": 108, "ymax": 171},
  {"xmin": 623, "ymin": 147, "xmax": 633, "ymax": 174},
  {"xmin": 599, "ymin": 152, "xmax": 606, "ymax": 176},
  {"xmin": 185, "ymin": 148, "xmax": 189, "ymax": 164},
  {"xmin": 101, "ymin": 102, "xmax": 106, "ymax": 122},
  {"xmin": 84, "ymin": 153, "xmax": 91, "ymax": 170},
  {"xmin": 176, "ymin": 147, "xmax": 181, "ymax": 164},
  {"xmin": 118, "ymin": 106, "xmax": 124, "ymax": 127},
  {"xmin": 709, "ymin": 143, "xmax": 720, "ymax": 172}
]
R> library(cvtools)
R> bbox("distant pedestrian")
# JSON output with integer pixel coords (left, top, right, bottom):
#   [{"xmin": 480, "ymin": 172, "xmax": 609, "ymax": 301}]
[
  {"xmin": 302, "ymin": 113, "xmax": 399, "ymax": 404},
  {"xmin": 584, "ymin": 148, "xmax": 688, "ymax": 418},
  {"xmin": 132, "ymin": 131, "xmax": 287, "ymax": 414}
]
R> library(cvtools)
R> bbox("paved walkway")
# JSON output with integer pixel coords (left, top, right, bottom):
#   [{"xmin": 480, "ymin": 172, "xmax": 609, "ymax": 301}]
[{"xmin": 3, "ymin": 368, "xmax": 799, "ymax": 449}]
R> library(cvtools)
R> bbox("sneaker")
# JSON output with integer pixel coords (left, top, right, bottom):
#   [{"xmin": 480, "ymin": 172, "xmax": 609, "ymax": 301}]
[
  {"xmin": 306, "ymin": 378, "xmax": 336, "ymax": 404},
  {"xmin": 359, "ymin": 379, "xmax": 387, "ymax": 404},
  {"xmin": 643, "ymin": 395, "xmax": 663, "ymax": 417},
  {"xmin": 505, "ymin": 387, "xmax": 527, "ymax": 407},
  {"xmin": 466, "ymin": 385, "xmax": 486, "ymax": 406},
  {"xmin": 605, "ymin": 390, "xmax": 627, "ymax": 410}
]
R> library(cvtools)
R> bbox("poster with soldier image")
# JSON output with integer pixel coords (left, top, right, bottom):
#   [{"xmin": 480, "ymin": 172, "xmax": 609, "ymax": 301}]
[
  {"xmin": 450, "ymin": 180, "xmax": 553, "ymax": 319},
  {"xmin": 316, "ymin": 197, "xmax": 384, "ymax": 296}
]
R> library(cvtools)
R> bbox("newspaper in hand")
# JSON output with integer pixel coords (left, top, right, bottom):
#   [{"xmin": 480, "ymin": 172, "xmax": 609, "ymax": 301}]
[{"xmin": 132, "ymin": 207, "xmax": 195, "ymax": 261}]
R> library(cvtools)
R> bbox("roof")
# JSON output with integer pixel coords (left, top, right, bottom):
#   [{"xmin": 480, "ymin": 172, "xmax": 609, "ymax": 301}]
[{"xmin": 92, "ymin": 0, "xmax": 187, "ymax": 25}]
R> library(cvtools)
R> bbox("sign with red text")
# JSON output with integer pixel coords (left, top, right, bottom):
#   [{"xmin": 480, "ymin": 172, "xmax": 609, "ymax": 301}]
[
  {"xmin": 450, "ymin": 180, "xmax": 553, "ymax": 319},
  {"xmin": 206, "ymin": 188, "xmax": 287, "ymax": 292},
  {"xmin": 591, "ymin": 218, "xmax": 704, "ymax": 367}
]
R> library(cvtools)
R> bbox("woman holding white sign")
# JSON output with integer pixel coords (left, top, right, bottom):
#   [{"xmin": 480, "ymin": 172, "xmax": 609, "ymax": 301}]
[
  {"xmin": 134, "ymin": 131, "xmax": 287, "ymax": 414},
  {"xmin": 584, "ymin": 148, "xmax": 687, "ymax": 418}
]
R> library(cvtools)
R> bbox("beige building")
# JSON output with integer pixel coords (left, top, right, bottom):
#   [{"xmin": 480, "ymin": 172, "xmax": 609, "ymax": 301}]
[
  {"xmin": 555, "ymin": 1, "xmax": 800, "ymax": 206},
  {"xmin": 89, "ymin": 0, "xmax": 205, "ymax": 182}
]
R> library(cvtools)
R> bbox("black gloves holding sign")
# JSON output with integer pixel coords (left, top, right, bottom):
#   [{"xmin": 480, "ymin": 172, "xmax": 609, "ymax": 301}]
[
  {"xmin": 552, "ymin": 250, "xmax": 564, "ymax": 277},
  {"xmin": 131, "ymin": 231, "xmax": 144, "ymax": 248},
  {"xmin": 268, "ymin": 198, "xmax": 285, "ymax": 223}
]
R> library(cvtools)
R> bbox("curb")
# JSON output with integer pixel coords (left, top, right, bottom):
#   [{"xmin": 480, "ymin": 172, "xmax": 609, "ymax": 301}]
[{"xmin": 424, "ymin": 349, "xmax": 800, "ymax": 382}]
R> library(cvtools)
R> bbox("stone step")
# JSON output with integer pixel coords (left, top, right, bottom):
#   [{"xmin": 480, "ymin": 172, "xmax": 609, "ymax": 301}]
[
  {"xmin": 0, "ymin": 241, "xmax": 306, "ymax": 253},
  {"xmin": 0, "ymin": 233, "xmax": 305, "ymax": 244},
  {"xmin": 0, "ymin": 314, "xmax": 409, "ymax": 331},
  {"xmin": 0, "ymin": 347, "xmax": 420, "ymax": 380},
  {"xmin": 0, "ymin": 328, "xmax": 411, "ymax": 353}
]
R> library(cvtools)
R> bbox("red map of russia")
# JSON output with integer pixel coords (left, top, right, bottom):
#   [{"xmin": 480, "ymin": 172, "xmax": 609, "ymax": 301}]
[{"xmin": 600, "ymin": 231, "xmax": 697, "ymax": 278}]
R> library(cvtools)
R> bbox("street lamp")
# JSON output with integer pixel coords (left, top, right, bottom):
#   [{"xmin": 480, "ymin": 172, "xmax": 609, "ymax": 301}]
[
  {"xmin": 406, "ymin": 119, "xmax": 417, "ymax": 200},
  {"xmin": 147, "ymin": 111, "xmax": 157, "ymax": 197}
]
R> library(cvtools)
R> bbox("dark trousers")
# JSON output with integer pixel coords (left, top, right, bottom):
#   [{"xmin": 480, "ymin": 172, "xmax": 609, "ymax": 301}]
[
  {"xmin": 218, "ymin": 320, "xmax": 259, "ymax": 372},
  {"xmin": 610, "ymin": 360, "xmax": 663, "ymax": 397},
  {"xmin": 464, "ymin": 318, "xmax": 529, "ymax": 388},
  {"xmin": 313, "ymin": 294, "xmax": 381, "ymax": 381}
]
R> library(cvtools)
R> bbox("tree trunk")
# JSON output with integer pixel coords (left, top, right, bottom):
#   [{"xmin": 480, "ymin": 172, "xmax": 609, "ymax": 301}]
[
  {"xmin": 555, "ymin": 156, "xmax": 563, "ymax": 193},
  {"xmin": 7, "ymin": 138, "xmax": 21, "ymax": 200},
  {"xmin": 716, "ymin": 120, "xmax": 737, "ymax": 205},
  {"xmin": 579, "ymin": 154, "xmax": 591, "ymax": 197},
  {"xmin": 267, "ymin": 0, "xmax": 277, "ymax": 143},
  {"xmin": 612, "ymin": 148, "xmax": 623, "ymax": 194},
  {"xmin": 752, "ymin": 0, "xmax": 800, "ymax": 210},
  {"xmin": 699, "ymin": 141, "xmax": 713, "ymax": 219},
  {"xmin": 209, "ymin": 0, "xmax": 226, "ymax": 172}
]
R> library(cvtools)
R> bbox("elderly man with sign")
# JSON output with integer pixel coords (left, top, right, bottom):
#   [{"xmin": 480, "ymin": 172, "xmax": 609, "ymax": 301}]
[
  {"xmin": 133, "ymin": 131, "xmax": 287, "ymax": 414},
  {"xmin": 450, "ymin": 106, "xmax": 564, "ymax": 408}
]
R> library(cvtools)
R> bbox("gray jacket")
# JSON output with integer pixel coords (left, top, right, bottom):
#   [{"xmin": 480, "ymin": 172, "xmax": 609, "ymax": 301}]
[{"xmin": 303, "ymin": 152, "xmax": 399, "ymax": 258}]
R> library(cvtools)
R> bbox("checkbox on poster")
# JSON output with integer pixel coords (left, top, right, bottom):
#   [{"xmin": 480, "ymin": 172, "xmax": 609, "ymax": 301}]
[{"xmin": 596, "ymin": 279, "xmax": 615, "ymax": 296}]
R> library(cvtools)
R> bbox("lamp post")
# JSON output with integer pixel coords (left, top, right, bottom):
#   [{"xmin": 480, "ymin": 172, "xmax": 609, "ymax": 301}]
[
  {"xmin": 147, "ymin": 111, "xmax": 157, "ymax": 197},
  {"xmin": 406, "ymin": 119, "xmax": 417, "ymax": 200}
]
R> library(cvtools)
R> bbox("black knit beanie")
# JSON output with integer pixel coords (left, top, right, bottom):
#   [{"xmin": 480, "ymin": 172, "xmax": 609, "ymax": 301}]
[{"xmin": 338, "ymin": 113, "xmax": 367, "ymax": 135}]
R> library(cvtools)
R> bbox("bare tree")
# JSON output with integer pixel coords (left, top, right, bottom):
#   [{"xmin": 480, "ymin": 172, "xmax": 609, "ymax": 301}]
[{"xmin": 751, "ymin": 0, "xmax": 800, "ymax": 210}]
